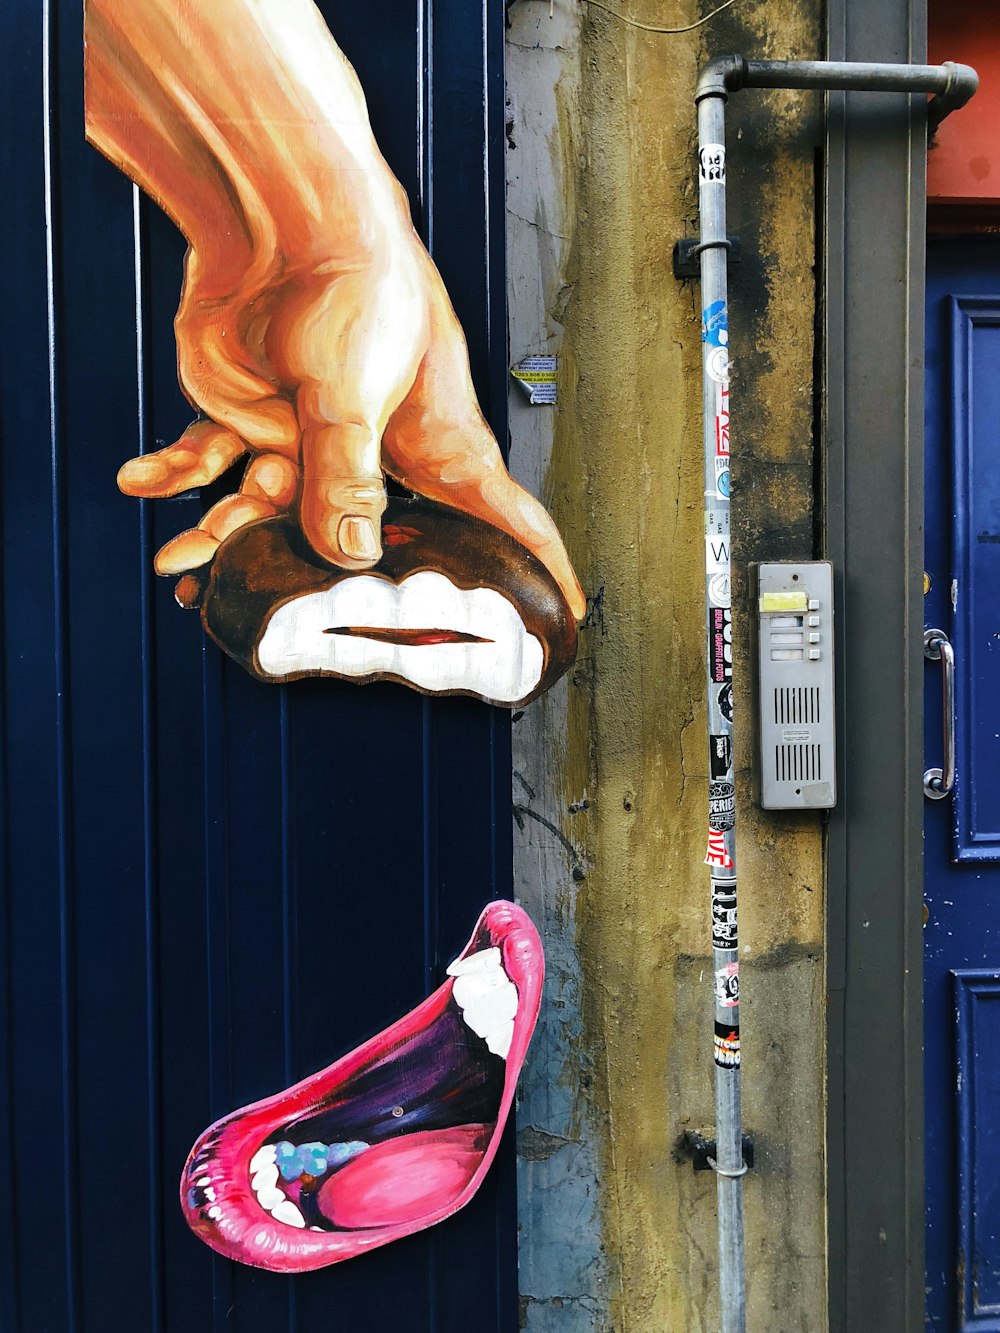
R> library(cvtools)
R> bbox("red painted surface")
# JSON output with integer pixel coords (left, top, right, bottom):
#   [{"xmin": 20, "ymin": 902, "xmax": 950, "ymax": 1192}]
[{"xmin": 928, "ymin": 7, "xmax": 1000, "ymax": 205}]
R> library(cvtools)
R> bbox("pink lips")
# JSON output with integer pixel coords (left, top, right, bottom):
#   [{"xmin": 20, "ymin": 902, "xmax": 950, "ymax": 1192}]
[{"xmin": 179, "ymin": 901, "xmax": 543, "ymax": 1272}]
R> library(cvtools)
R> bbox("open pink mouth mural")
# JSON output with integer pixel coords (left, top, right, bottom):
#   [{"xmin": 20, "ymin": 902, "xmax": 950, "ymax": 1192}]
[{"xmin": 180, "ymin": 901, "xmax": 542, "ymax": 1271}]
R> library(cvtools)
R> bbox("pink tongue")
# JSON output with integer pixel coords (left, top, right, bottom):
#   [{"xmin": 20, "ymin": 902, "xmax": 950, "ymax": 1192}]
[{"xmin": 317, "ymin": 1125, "xmax": 492, "ymax": 1229}]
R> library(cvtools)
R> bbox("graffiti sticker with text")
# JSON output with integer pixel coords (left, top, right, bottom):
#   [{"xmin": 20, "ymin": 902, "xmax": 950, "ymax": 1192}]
[
  {"xmin": 706, "ymin": 535, "xmax": 729, "ymax": 574},
  {"xmin": 715, "ymin": 385, "xmax": 730, "ymax": 456},
  {"xmin": 709, "ymin": 733, "xmax": 732, "ymax": 780},
  {"xmin": 710, "ymin": 607, "xmax": 732, "ymax": 684},
  {"xmin": 714, "ymin": 1022, "xmax": 741, "ymax": 1068},
  {"xmin": 705, "ymin": 828, "xmax": 735, "ymax": 871},
  {"xmin": 709, "ymin": 780, "xmax": 735, "ymax": 831},
  {"xmin": 711, "ymin": 881, "xmax": 738, "ymax": 949}
]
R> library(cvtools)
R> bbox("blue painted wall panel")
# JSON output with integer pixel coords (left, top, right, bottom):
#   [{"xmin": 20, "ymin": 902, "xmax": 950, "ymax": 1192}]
[{"xmin": 0, "ymin": 2, "xmax": 516, "ymax": 1329}]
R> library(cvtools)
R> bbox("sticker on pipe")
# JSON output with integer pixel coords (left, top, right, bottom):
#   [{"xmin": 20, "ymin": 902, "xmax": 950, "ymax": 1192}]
[
  {"xmin": 715, "ymin": 459, "xmax": 730, "ymax": 498},
  {"xmin": 711, "ymin": 881, "xmax": 738, "ymax": 949},
  {"xmin": 708, "ymin": 572, "xmax": 731, "ymax": 608},
  {"xmin": 706, "ymin": 347, "xmax": 730, "ymax": 384},
  {"xmin": 709, "ymin": 733, "xmax": 732, "ymax": 779},
  {"xmin": 702, "ymin": 300, "xmax": 728, "ymax": 347},
  {"xmin": 705, "ymin": 828, "xmax": 734, "ymax": 871},
  {"xmin": 714, "ymin": 962, "xmax": 740, "ymax": 1008},
  {"xmin": 702, "ymin": 299, "xmax": 730, "ymax": 383},
  {"xmin": 706, "ymin": 535, "xmax": 730, "ymax": 574},
  {"xmin": 715, "ymin": 385, "xmax": 730, "ymax": 456},
  {"xmin": 709, "ymin": 781, "xmax": 735, "ymax": 831},
  {"xmin": 699, "ymin": 144, "xmax": 726, "ymax": 183},
  {"xmin": 705, "ymin": 505, "xmax": 728, "ymax": 535},
  {"xmin": 717, "ymin": 682, "xmax": 733, "ymax": 724},
  {"xmin": 709, "ymin": 607, "xmax": 732, "ymax": 683},
  {"xmin": 714, "ymin": 1022, "xmax": 741, "ymax": 1069}
]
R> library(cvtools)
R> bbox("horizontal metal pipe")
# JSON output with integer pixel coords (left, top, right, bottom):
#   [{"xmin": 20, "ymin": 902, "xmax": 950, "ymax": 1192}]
[
  {"xmin": 743, "ymin": 58, "xmax": 969, "ymax": 93},
  {"xmin": 696, "ymin": 56, "xmax": 978, "ymax": 130}
]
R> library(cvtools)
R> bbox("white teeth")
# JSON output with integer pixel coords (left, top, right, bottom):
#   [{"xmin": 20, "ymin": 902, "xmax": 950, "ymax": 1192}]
[
  {"xmin": 447, "ymin": 947, "xmax": 501, "ymax": 977},
  {"xmin": 453, "ymin": 974, "xmax": 518, "ymax": 1037},
  {"xmin": 251, "ymin": 1163, "xmax": 280, "ymax": 1193},
  {"xmin": 196, "ymin": 1175, "xmax": 212, "ymax": 1187},
  {"xmin": 448, "ymin": 948, "xmax": 518, "ymax": 1058},
  {"xmin": 486, "ymin": 1020, "xmax": 515, "ymax": 1060},
  {"xmin": 248, "ymin": 1143, "xmax": 309, "ymax": 1227},
  {"xmin": 204, "ymin": 1186, "xmax": 217, "ymax": 1203},
  {"xmin": 207, "ymin": 1205, "xmax": 222, "ymax": 1220},
  {"xmin": 270, "ymin": 1199, "xmax": 306, "ymax": 1228},
  {"xmin": 249, "ymin": 1144, "xmax": 277, "ymax": 1175},
  {"xmin": 256, "ymin": 1184, "xmax": 286, "ymax": 1211}
]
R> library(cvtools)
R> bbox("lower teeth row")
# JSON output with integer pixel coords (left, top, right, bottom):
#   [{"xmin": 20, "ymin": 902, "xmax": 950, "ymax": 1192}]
[{"xmin": 248, "ymin": 1145, "xmax": 306, "ymax": 1228}]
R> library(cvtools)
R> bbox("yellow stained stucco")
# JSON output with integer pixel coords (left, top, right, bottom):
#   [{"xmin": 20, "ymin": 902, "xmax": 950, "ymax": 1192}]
[{"xmin": 509, "ymin": 2, "xmax": 826, "ymax": 1328}]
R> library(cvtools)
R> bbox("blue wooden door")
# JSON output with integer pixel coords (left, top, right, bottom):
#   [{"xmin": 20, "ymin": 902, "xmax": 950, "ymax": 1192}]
[
  {"xmin": 0, "ymin": 3, "xmax": 515, "ymax": 1330},
  {"xmin": 924, "ymin": 236, "xmax": 1000, "ymax": 1331}
]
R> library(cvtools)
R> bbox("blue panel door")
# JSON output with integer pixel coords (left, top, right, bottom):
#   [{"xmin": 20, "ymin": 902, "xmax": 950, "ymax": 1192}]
[
  {"xmin": 0, "ymin": 3, "xmax": 515, "ymax": 1330},
  {"xmin": 925, "ymin": 237, "xmax": 1000, "ymax": 1331}
]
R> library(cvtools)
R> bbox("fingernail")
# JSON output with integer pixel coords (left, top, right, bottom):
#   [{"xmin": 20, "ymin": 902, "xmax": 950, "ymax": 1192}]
[{"xmin": 338, "ymin": 515, "xmax": 379, "ymax": 560}]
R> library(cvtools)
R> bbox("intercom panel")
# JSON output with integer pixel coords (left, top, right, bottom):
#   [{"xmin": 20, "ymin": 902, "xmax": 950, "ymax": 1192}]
[{"xmin": 753, "ymin": 562, "xmax": 836, "ymax": 810}]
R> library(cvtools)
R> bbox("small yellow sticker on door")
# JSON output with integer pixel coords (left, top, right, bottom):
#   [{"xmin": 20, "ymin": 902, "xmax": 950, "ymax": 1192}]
[{"xmin": 511, "ymin": 355, "xmax": 557, "ymax": 404}]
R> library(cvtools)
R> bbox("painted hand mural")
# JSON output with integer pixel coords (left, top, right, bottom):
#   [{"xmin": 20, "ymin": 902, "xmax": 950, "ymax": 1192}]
[
  {"xmin": 84, "ymin": 0, "xmax": 583, "ymax": 705},
  {"xmin": 85, "ymin": 0, "xmax": 551, "ymax": 1273},
  {"xmin": 181, "ymin": 902, "xmax": 542, "ymax": 1271}
]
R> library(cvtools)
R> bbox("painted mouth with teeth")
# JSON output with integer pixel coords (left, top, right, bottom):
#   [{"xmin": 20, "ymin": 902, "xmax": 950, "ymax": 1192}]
[
  {"xmin": 175, "ymin": 498, "xmax": 578, "ymax": 707},
  {"xmin": 180, "ymin": 901, "xmax": 543, "ymax": 1271}
]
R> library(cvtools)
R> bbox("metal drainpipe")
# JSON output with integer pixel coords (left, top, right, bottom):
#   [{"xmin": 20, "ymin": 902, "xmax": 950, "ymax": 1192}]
[{"xmin": 693, "ymin": 56, "xmax": 977, "ymax": 1333}]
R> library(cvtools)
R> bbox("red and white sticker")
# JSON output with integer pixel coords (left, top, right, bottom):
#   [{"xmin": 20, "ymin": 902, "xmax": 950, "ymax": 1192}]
[
  {"xmin": 714, "ymin": 961, "xmax": 740, "ymax": 1009},
  {"xmin": 715, "ymin": 385, "xmax": 730, "ymax": 456},
  {"xmin": 705, "ymin": 827, "xmax": 734, "ymax": 870}
]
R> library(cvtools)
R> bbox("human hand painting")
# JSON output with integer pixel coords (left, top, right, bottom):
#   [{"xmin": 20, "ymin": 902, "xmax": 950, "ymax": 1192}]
[{"xmin": 85, "ymin": 0, "xmax": 585, "ymax": 624}]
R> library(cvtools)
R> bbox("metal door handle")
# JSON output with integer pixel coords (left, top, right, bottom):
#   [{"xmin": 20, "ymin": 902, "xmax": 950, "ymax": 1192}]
[{"xmin": 924, "ymin": 627, "xmax": 955, "ymax": 799}]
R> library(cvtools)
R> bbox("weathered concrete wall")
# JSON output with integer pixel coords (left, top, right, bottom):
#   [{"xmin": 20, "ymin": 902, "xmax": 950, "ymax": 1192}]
[{"xmin": 507, "ymin": 2, "xmax": 825, "ymax": 1329}]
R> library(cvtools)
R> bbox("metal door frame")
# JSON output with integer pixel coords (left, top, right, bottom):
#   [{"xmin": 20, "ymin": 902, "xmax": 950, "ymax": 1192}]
[{"xmin": 824, "ymin": 0, "xmax": 927, "ymax": 1329}]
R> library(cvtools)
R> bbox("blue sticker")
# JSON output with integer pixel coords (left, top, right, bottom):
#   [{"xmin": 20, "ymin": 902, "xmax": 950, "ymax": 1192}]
[
  {"xmin": 717, "ymin": 468, "xmax": 730, "ymax": 498},
  {"xmin": 702, "ymin": 299, "xmax": 728, "ymax": 349}
]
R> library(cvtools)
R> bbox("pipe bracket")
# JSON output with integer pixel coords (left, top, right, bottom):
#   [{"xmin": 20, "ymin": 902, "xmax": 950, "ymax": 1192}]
[
  {"xmin": 708, "ymin": 1157, "xmax": 750, "ymax": 1180},
  {"xmin": 675, "ymin": 1129, "xmax": 755, "ymax": 1173},
  {"xmin": 673, "ymin": 236, "xmax": 742, "ymax": 279}
]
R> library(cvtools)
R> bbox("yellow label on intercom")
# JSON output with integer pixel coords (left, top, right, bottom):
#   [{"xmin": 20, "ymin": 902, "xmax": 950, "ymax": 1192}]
[{"xmin": 758, "ymin": 591, "xmax": 809, "ymax": 613}]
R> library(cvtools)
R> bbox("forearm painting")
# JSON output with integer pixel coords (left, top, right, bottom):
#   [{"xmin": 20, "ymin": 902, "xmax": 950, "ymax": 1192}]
[{"xmin": 84, "ymin": 0, "xmax": 582, "ymax": 707}]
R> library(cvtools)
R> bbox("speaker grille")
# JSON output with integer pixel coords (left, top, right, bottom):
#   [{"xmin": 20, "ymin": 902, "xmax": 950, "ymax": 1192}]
[
  {"xmin": 774, "ymin": 742, "xmax": 822, "ymax": 784},
  {"xmin": 773, "ymin": 686, "xmax": 821, "ymax": 725}
]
